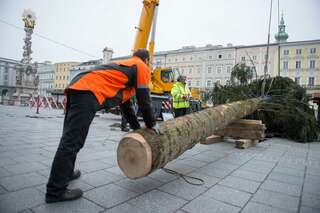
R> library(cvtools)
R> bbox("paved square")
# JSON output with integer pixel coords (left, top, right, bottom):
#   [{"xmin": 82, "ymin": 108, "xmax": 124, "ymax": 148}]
[{"xmin": 0, "ymin": 105, "xmax": 319, "ymax": 213}]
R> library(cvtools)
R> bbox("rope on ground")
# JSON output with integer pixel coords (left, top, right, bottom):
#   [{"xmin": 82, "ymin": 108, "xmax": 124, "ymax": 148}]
[{"xmin": 161, "ymin": 168, "xmax": 205, "ymax": 186}]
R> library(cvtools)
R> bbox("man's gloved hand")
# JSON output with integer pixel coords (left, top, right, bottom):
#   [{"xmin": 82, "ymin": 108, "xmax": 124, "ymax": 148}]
[{"xmin": 151, "ymin": 123, "xmax": 163, "ymax": 135}]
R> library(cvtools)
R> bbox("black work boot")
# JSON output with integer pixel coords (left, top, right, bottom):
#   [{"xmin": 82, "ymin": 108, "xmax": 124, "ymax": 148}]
[
  {"xmin": 45, "ymin": 188, "xmax": 83, "ymax": 203},
  {"xmin": 69, "ymin": 170, "xmax": 81, "ymax": 181}
]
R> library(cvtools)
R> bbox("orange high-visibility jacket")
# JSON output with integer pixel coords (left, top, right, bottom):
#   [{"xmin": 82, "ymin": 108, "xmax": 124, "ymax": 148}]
[
  {"xmin": 67, "ymin": 56, "xmax": 155, "ymax": 128},
  {"xmin": 68, "ymin": 56, "xmax": 150, "ymax": 107}
]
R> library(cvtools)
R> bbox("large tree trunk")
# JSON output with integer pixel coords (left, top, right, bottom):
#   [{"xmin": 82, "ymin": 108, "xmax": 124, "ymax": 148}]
[{"xmin": 117, "ymin": 98, "xmax": 262, "ymax": 179}]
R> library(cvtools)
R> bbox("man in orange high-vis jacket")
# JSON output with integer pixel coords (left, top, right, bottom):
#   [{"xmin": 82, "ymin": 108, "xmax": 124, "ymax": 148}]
[{"xmin": 46, "ymin": 49, "xmax": 160, "ymax": 203}]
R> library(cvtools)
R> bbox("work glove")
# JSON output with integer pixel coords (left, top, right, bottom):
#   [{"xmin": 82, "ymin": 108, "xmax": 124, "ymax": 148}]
[{"xmin": 151, "ymin": 123, "xmax": 163, "ymax": 135}]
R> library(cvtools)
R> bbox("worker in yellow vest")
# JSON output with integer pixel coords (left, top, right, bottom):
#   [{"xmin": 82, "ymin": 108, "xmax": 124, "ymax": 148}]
[{"xmin": 171, "ymin": 75, "xmax": 192, "ymax": 118}]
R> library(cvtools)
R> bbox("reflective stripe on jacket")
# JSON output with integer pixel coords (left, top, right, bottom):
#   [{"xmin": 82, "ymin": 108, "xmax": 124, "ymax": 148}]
[{"xmin": 171, "ymin": 82, "xmax": 191, "ymax": 109}]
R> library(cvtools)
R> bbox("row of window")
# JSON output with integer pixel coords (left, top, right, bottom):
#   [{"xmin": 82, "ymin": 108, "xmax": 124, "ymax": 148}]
[
  {"xmin": 186, "ymin": 79, "xmax": 228, "ymax": 87},
  {"xmin": 173, "ymin": 65, "xmax": 232, "ymax": 75},
  {"xmin": 283, "ymin": 48, "xmax": 316, "ymax": 55},
  {"xmin": 207, "ymin": 66, "xmax": 232, "ymax": 74},
  {"xmin": 159, "ymin": 47, "xmax": 317, "ymax": 64},
  {"xmin": 283, "ymin": 60, "xmax": 316, "ymax": 70},
  {"xmin": 39, "ymin": 84, "xmax": 53, "ymax": 89},
  {"xmin": 55, "ymin": 83, "xmax": 67, "ymax": 88},
  {"xmin": 55, "ymin": 75, "xmax": 69, "ymax": 80},
  {"xmin": 295, "ymin": 77, "xmax": 315, "ymax": 86},
  {"xmin": 163, "ymin": 53, "xmax": 233, "ymax": 64}
]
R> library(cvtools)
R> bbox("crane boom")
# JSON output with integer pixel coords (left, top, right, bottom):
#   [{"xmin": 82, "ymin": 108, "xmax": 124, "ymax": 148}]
[{"xmin": 132, "ymin": 0, "xmax": 159, "ymax": 52}]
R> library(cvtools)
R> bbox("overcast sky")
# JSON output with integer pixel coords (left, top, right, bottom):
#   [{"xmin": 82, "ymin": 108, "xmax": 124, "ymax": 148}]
[{"xmin": 0, "ymin": 0, "xmax": 319, "ymax": 63}]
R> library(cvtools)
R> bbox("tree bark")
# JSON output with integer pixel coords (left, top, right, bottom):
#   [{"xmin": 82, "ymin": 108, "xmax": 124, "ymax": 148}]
[{"xmin": 117, "ymin": 98, "xmax": 262, "ymax": 179}]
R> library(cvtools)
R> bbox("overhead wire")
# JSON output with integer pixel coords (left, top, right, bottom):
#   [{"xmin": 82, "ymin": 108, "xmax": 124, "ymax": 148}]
[{"xmin": 0, "ymin": 18, "xmax": 99, "ymax": 59}]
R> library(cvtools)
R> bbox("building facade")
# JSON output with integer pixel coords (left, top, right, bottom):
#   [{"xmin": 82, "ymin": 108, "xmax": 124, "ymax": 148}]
[
  {"xmin": 37, "ymin": 61, "xmax": 54, "ymax": 96},
  {"xmin": 0, "ymin": 57, "xmax": 20, "ymax": 104},
  {"xmin": 235, "ymin": 44, "xmax": 279, "ymax": 79},
  {"xmin": 280, "ymin": 40, "xmax": 320, "ymax": 89},
  {"xmin": 53, "ymin": 62, "xmax": 80, "ymax": 91},
  {"xmin": 153, "ymin": 40, "xmax": 320, "ymax": 90},
  {"xmin": 102, "ymin": 47, "xmax": 114, "ymax": 64},
  {"xmin": 154, "ymin": 44, "xmax": 235, "ymax": 88}
]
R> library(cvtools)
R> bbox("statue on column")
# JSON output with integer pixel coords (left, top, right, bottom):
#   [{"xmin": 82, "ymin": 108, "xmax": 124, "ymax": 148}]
[{"xmin": 14, "ymin": 9, "xmax": 38, "ymax": 105}]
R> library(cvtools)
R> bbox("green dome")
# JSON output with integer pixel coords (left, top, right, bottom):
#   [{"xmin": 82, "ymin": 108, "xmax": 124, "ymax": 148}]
[
  {"xmin": 275, "ymin": 31, "xmax": 289, "ymax": 41},
  {"xmin": 275, "ymin": 14, "xmax": 289, "ymax": 42}
]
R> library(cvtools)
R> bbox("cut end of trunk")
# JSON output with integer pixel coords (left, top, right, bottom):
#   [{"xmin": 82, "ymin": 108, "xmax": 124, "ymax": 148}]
[{"xmin": 117, "ymin": 133, "xmax": 152, "ymax": 179}]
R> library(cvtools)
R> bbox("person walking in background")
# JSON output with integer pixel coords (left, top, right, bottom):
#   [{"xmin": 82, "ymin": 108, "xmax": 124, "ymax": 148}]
[{"xmin": 171, "ymin": 75, "xmax": 192, "ymax": 118}]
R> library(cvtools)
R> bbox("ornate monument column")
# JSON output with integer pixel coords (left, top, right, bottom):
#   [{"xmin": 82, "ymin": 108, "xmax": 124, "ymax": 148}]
[{"xmin": 14, "ymin": 9, "xmax": 39, "ymax": 105}]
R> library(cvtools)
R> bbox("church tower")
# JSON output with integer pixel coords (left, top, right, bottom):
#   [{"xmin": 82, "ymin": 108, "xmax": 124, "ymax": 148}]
[{"xmin": 275, "ymin": 13, "xmax": 289, "ymax": 43}]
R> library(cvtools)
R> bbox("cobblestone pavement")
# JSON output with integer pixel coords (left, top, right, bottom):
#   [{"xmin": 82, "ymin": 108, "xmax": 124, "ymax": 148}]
[{"xmin": 0, "ymin": 105, "xmax": 319, "ymax": 213}]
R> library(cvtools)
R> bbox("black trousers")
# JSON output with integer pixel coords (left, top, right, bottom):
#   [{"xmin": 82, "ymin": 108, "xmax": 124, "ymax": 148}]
[
  {"xmin": 46, "ymin": 90, "xmax": 100, "ymax": 197},
  {"xmin": 174, "ymin": 107, "xmax": 189, "ymax": 118},
  {"xmin": 121, "ymin": 115, "xmax": 128, "ymax": 129}
]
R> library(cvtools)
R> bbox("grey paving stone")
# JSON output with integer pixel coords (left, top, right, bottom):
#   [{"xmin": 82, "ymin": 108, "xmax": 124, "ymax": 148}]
[
  {"xmin": 19, "ymin": 209, "xmax": 34, "ymax": 213},
  {"xmin": 105, "ymin": 166, "xmax": 126, "ymax": 177},
  {"xmin": 182, "ymin": 195, "xmax": 240, "ymax": 213},
  {"xmin": 260, "ymin": 180, "xmax": 301, "ymax": 197},
  {"xmin": 32, "ymin": 198, "xmax": 104, "ymax": 213},
  {"xmin": 0, "ymin": 172, "xmax": 47, "ymax": 191},
  {"xmin": 305, "ymin": 174, "xmax": 320, "ymax": 185},
  {"xmin": 268, "ymin": 171, "xmax": 304, "ymax": 185},
  {"xmin": 77, "ymin": 160, "xmax": 113, "ymax": 173},
  {"xmin": 277, "ymin": 161, "xmax": 306, "ymax": 170},
  {"xmin": 307, "ymin": 167, "xmax": 320, "ymax": 176},
  {"xmin": 302, "ymin": 193, "xmax": 320, "ymax": 209},
  {"xmin": 252, "ymin": 189, "xmax": 299, "ymax": 212},
  {"xmin": 175, "ymin": 158, "xmax": 208, "ymax": 168},
  {"xmin": 106, "ymin": 203, "xmax": 153, "ymax": 213},
  {"xmin": 3, "ymin": 162, "xmax": 48, "ymax": 175},
  {"xmin": 197, "ymin": 166, "xmax": 231, "ymax": 178},
  {"xmin": 0, "ymin": 166, "xmax": 12, "ymax": 178},
  {"xmin": 204, "ymin": 184, "xmax": 251, "ymax": 207},
  {"xmin": 0, "ymin": 188, "xmax": 44, "ymax": 213},
  {"xmin": 303, "ymin": 182, "xmax": 320, "ymax": 196},
  {"xmin": 190, "ymin": 152, "xmax": 224, "ymax": 163},
  {"xmin": 231, "ymin": 169, "xmax": 268, "ymax": 182},
  {"xmin": 68, "ymin": 180, "xmax": 95, "ymax": 191},
  {"xmin": 128, "ymin": 190, "xmax": 187, "ymax": 213},
  {"xmin": 165, "ymin": 162, "xmax": 196, "ymax": 174},
  {"xmin": 208, "ymin": 161, "xmax": 240, "ymax": 171},
  {"xmin": 81, "ymin": 170, "xmax": 123, "ymax": 187},
  {"xmin": 0, "ymin": 158, "xmax": 18, "ymax": 167},
  {"xmin": 240, "ymin": 161, "xmax": 275, "ymax": 174},
  {"xmin": 300, "ymin": 206, "xmax": 320, "ymax": 213},
  {"xmin": 219, "ymin": 176, "xmax": 261, "ymax": 193},
  {"xmin": 158, "ymin": 178, "xmax": 207, "ymax": 200},
  {"xmin": 273, "ymin": 166, "xmax": 305, "ymax": 177},
  {"xmin": 84, "ymin": 183, "xmax": 138, "ymax": 208},
  {"xmin": 36, "ymin": 168, "xmax": 51, "ymax": 178},
  {"xmin": 115, "ymin": 176, "xmax": 163, "ymax": 193},
  {"xmin": 100, "ymin": 156, "xmax": 119, "ymax": 166},
  {"xmin": 187, "ymin": 171, "xmax": 220, "ymax": 188},
  {"xmin": 242, "ymin": 201, "xmax": 292, "ymax": 213},
  {"xmin": 0, "ymin": 185, "xmax": 7, "ymax": 194},
  {"xmin": 148, "ymin": 169, "xmax": 178, "ymax": 183},
  {"xmin": 246, "ymin": 160, "xmax": 276, "ymax": 168}
]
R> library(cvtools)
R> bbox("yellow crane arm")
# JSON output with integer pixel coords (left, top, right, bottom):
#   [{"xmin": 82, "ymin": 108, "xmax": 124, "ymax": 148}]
[{"xmin": 132, "ymin": 0, "xmax": 159, "ymax": 53}]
